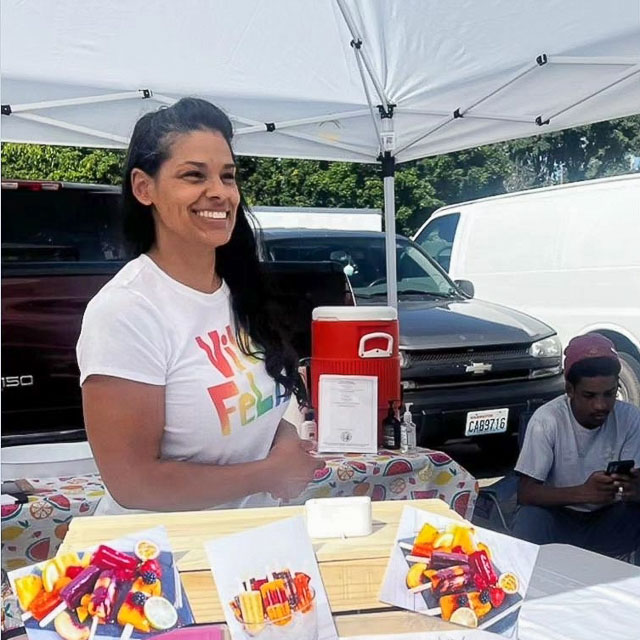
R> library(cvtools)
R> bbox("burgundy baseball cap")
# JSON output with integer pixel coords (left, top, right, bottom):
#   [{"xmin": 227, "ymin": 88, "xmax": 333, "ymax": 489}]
[{"xmin": 563, "ymin": 333, "xmax": 619, "ymax": 378}]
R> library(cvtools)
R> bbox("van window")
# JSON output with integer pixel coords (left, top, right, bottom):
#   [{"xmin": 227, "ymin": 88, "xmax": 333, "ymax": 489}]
[
  {"xmin": 1, "ymin": 188, "xmax": 126, "ymax": 264},
  {"xmin": 414, "ymin": 213, "xmax": 459, "ymax": 272}
]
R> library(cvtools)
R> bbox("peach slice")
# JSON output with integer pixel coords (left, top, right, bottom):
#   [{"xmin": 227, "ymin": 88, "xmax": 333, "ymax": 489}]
[{"xmin": 54, "ymin": 611, "xmax": 90, "ymax": 640}]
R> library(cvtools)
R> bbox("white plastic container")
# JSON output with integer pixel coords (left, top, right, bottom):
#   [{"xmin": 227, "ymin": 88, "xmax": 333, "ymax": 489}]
[
  {"xmin": 1, "ymin": 441, "xmax": 98, "ymax": 481},
  {"xmin": 304, "ymin": 496, "xmax": 372, "ymax": 538}
]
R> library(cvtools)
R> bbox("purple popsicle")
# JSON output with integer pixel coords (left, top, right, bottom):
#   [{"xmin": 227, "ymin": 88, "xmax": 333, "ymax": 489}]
[{"xmin": 60, "ymin": 565, "xmax": 101, "ymax": 608}]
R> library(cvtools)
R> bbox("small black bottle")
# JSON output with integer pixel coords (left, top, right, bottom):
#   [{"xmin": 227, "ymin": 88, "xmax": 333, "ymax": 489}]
[{"xmin": 382, "ymin": 400, "xmax": 401, "ymax": 450}]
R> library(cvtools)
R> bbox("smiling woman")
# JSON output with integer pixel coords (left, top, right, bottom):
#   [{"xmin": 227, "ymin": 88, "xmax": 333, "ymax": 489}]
[{"xmin": 76, "ymin": 98, "xmax": 324, "ymax": 515}]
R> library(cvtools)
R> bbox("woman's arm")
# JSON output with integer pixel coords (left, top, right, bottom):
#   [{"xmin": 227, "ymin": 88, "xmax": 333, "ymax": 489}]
[
  {"xmin": 83, "ymin": 375, "xmax": 322, "ymax": 511},
  {"xmin": 272, "ymin": 417, "xmax": 303, "ymax": 444}
]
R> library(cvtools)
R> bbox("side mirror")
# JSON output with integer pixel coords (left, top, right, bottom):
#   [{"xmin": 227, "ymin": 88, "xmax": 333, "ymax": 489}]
[{"xmin": 455, "ymin": 279, "xmax": 475, "ymax": 298}]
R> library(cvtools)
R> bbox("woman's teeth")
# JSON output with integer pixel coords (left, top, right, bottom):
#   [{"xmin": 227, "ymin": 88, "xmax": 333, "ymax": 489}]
[{"xmin": 195, "ymin": 210, "xmax": 228, "ymax": 219}]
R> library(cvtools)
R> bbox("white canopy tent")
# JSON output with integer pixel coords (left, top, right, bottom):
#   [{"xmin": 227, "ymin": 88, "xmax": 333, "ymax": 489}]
[{"xmin": 2, "ymin": 0, "xmax": 639, "ymax": 305}]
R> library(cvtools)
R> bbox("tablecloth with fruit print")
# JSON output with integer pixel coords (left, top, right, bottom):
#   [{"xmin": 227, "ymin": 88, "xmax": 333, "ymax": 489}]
[
  {"xmin": 292, "ymin": 448, "xmax": 478, "ymax": 519},
  {"xmin": 1, "ymin": 474, "xmax": 105, "ymax": 573}
]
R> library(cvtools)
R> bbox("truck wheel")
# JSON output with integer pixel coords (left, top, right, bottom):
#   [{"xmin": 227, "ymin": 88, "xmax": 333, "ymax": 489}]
[{"xmin": 618, "ymin": 352, "xmax": 640, "ymax": 406}]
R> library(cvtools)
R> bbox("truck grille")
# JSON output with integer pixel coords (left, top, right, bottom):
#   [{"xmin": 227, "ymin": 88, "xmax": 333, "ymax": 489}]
[{"xmin": 406, "ymin": 347, "xmax": 529, "ymax": 366}]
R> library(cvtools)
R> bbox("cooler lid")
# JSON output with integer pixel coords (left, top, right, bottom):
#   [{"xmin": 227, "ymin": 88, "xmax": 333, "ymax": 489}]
[{"xmin": 312, "ymin": 306, "xmax": 398, "ymax": 321}]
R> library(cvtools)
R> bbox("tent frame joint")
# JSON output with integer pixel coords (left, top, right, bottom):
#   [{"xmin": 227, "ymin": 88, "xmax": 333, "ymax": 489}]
[
  {"xmin": 535, "ymin": 115, "xmax": 550, "ymax": 126},
  {"xmin": 380, "ymin": 151, "xmax": 395, "ymax": 178},
  {"xmin": 377, "ymin": 103, "xmax": 395, "ymax": 119},
  {"xmin": 265, "ymin": 122, "xmax": 276, "ymax": 132},
  {"xmin": 536, "ymin": 53, "xmax": 548, "ymax": 66},
  {"xmin": 350, "ymin": 38, "xmax": 362, "ymax": 49},
  {"xmin": 139, "ymin": 89, "xmax": 153, "ymax": 99},
  {"xmin": 1, "ymin": 104, "xmax": 12, "ymax": 116},
  {"xmin": 453, "ymin": 108, "xmax": 463, "ymax": 119}
]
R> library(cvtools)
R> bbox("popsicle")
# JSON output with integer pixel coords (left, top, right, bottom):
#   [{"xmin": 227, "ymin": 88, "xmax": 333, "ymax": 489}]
[
  {"xmin": 87, "ymin": 570, "xmax": 120, "ymax": 640},
  {"xmin": 132, "ymin": 574, "xmax": 162, "ymax": 598},
  {"xmin": 468, "ymin": 590, "xmax": 492, "ymax": 619},
  {"xmin": 293, "ymin": 572, "xmax": 313, "ymax": 613},
  {"xmin": 229, "ymin": 597, "xmax": 243, "ymax": 623},
  {"xmin": 238, "ymin": 590, "xmax": 265, "ymax": 635},
  {"xmin": 430, "ymin": 565, "xmax": 470, "ymax": 596},
  {"xmin": 259, "ymin": 579, "xmax": 291, "ymax": 626},
  {"xmin": 249, "ymin": 577, "xmax": 268, "ymax": 592},
  {"xmin": 39, "ymin": 565, "xmax": 101, "ymax": 628},
  {"xmin": 29, "ymin": 589, "xmax": 63, "ymax": 622},
  {"xmin": 14, "ymin": 574, "xmax": 43, "ymax": 611},
  {"xmin": 118, "ymin": 591, "xmax": 152, "ymax": 634},
  {"xmin": 273, "ymin": 570, "xmax": 297, "ymax": 609},
  {"xmin": 469, "ymin": 550, "xmax": 498, "ymax": 590},
  {"xmin": 91, "ymin": 545, "xmax": 138, "ymax": 580},
  {"xmin": 430, "ymin": 550, "xmax": 469, "ymax": 569}
]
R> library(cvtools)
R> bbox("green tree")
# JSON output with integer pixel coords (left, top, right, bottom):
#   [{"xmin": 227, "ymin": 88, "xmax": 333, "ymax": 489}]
[
  {"xmin": 507, "ymin": 115, "xmax": 640, "ymax": 188},
  {"xmin": 1, "ymin": 143, "xmax": 125, "ymax": 184}
]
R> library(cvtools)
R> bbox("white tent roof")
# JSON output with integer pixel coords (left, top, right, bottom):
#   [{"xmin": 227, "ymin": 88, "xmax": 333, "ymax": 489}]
[{"xmin": 2, "ymin": 0, "xmax": 639, "ymax": 163}]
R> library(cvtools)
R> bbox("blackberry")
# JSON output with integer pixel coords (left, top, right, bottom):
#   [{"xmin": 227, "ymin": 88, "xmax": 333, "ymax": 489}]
[
  {"xmin": 479, "ymin": 590, "xmax": 491, "ymax": 605},
  {"xmin": 131, "ymin": 592, "xmax": 148, "ymax": 607},
  {"xmin": 141, "ymin": 571, "xmax": 158, "ymax": 585},
  {"xmin": 456, "ymin": 594, "xmax": 469, "ymax": 608}
]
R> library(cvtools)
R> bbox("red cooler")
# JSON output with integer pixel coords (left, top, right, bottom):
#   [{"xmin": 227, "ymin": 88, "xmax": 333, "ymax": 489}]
[{"xmin": 310, "ymin": 306, "xmax": 401, "ymax": 445}]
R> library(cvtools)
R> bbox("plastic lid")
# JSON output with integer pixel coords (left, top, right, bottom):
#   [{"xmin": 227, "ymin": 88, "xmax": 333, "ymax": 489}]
[{"xmin": 312, "ymin": 306, "xmax": 397, "ymax": 321}]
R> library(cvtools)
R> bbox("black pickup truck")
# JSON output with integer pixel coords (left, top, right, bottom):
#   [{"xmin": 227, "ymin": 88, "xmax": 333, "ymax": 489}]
[{"xmin": 2, "ymin": 180, "xmax": 565, "ymax": 448}]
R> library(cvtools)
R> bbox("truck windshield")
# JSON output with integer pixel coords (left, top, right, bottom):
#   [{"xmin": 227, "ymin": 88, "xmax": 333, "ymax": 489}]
[{"xmin": 263, "ymin": 235, "xmax": 460, "ymax": 302}]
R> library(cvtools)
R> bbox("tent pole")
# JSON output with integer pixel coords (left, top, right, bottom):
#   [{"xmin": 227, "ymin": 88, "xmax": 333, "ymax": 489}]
[{"xmin": 382, "ymin": 151, "xmax": 398, "ymax": 309}]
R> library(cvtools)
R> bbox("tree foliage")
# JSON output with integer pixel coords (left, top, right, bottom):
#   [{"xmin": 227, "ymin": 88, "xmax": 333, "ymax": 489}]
[{"xmin": 3, "ymin": 116, "xmax": 638, "ymax": 234}]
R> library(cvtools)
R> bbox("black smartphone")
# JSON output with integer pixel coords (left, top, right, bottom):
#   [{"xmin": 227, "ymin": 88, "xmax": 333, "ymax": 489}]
[{"xmin": 605, "ymin": 459, "xmax": 635, "ymax": 476}]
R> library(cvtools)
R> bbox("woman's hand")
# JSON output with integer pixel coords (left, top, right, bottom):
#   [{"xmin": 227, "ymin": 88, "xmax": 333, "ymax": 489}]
[{"xmin": 267, "ymin": 436, "xmax": 325, "ymax": 501}]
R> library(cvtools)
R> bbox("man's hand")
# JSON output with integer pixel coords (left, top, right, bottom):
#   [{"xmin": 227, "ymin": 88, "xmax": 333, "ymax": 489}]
[
  {"xmin": 267, "ymin": 436, "xmax": 325, "ymax": 501},
  {"xmin": 613, "ymin": 467, "xmax": 640, "ymax": 502},
  {"xmin": 581, "ymin": 471, "xmax": 616, "ymax": 504}
]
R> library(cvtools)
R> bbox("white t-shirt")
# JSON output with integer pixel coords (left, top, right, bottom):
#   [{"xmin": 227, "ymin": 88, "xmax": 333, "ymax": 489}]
[
  {"xmin": 515, "ymin": 395, "xmax": 640, "ymax": 511},
  {"xmin": 77, "ymin": 254, "xmax": 290, "ymax": 515}
]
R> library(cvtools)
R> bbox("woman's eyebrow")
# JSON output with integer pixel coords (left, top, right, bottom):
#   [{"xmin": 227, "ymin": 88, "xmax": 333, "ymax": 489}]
[
  {"xmin": 179, "ymin": 161, "xmax": 207, "ymax": 169},
  {"xmin": 178, "ymin": 161, "xmax": 236, "ymax": 169}
]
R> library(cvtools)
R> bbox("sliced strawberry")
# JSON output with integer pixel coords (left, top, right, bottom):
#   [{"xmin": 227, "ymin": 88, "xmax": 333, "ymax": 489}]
[
  {"xmin": 65, "ymin": 566, "xmax": 84, "ymax": 579},
  {"xmin": 490, "ymin": 586, "xmax": 506, "ymax": 608},
  {"xmin": 139, "ymin": 559, "xmax": 163, "ymax": 578}
]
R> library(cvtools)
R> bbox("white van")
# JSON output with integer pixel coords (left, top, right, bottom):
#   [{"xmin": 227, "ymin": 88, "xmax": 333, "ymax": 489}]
[{"xmin": 413, "ymin": 174, "xmax": 640, "ymax": 403}]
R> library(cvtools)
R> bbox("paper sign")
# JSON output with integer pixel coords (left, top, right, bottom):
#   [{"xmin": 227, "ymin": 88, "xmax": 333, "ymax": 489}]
[
  {"xmin": 317, "ymin": 374, "xmax": 378, "ymax": 453},
  {"xmin": 379, "ymin": 506, "xmax": 538, "ymax": 638},
  {"xmin": 8, "ymin": 526, "xmax": 194, "ymax": 640},
  {"xmin": 204, "ymin": 516, "xmax": 338, "ymax": 640}
]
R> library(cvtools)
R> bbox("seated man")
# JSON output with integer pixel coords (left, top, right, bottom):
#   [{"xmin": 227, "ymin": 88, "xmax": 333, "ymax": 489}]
[{"xmin": 513, "ymin": 333, "xmax": 640, "ymax": 558}]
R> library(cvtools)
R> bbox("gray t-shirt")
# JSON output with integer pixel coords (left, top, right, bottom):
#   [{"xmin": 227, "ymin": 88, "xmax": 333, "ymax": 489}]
[{"xmin": 515, "ymin": 395, "xmax": 640, "ymax": 511}]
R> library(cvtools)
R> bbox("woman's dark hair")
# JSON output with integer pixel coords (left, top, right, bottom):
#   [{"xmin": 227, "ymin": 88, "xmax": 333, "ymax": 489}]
[
  {"xmin": 122, "ymin": 97, "xmax": 306, "ymax": 404},
  {"xmin": 566, "ymin": 356, "xmax": 621, "ymax": 386}
]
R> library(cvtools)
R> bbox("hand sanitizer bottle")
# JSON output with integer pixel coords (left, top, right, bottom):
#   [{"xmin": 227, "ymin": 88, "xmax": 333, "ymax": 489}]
[
  {"xmin": 400, "ymin": 402, "xmax": 417, "ymax": 454},
  {"xmin": 300, "ymin": 408, "xmax": 317, "ymax": 442}
]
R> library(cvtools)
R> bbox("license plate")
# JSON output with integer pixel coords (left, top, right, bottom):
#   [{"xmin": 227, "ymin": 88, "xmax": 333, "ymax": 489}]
[{"xmin": 465, "ymin": 408, "xmax": 509, "ymax": 436}]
